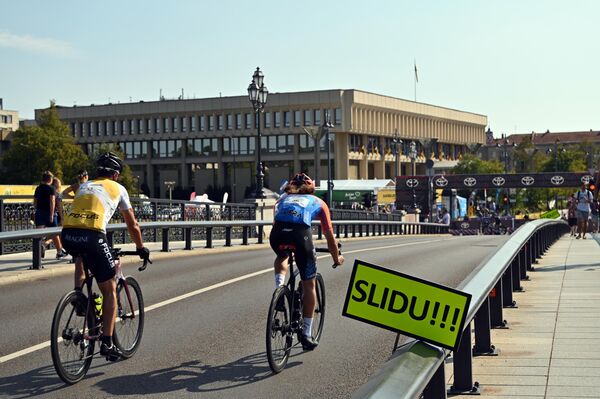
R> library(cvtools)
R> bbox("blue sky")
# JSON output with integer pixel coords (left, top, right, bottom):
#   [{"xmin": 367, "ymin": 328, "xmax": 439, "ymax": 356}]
[{"xmin": 1, "ymin": 0, "xmax": 598, "ymax": 136}]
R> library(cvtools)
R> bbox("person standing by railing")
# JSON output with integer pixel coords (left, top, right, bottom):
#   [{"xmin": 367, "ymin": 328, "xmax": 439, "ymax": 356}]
[{"xmin": 34, "ymin": 171, "xmax": 67, "ymax": 259}]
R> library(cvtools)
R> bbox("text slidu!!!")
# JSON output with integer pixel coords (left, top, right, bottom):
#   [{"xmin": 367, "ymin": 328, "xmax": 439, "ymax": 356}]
[{"xmin": 343, "ymin": 260, "xmax": 471, "ymax": 350}]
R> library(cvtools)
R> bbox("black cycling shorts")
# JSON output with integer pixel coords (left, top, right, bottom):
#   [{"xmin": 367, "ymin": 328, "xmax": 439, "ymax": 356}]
[
  {"xmin": 269, "ymin": 222, "xmax": 316, "ymax": 280},
  {"xmin": 61, "ymin": 228, "xmax": 115, "ymax": 283}
]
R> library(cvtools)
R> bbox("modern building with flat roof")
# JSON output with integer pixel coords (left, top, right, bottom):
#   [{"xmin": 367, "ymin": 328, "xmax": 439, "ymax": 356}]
[
  {"xmin": 0, "ymin": 99, "xmax": 19, "ymax": 158},
  {"xmin": 38, "ymin": 89, "xmax": 487, "ymax": 200}
]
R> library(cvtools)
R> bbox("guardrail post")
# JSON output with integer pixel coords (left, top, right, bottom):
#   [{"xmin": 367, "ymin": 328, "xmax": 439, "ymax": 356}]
[
  {"xmin": 520, "ymin": 247, "xmax": 529, "ymax": 280},
  {"xmin": 31, "ymin": 237, "xmax": 42, "ymax": 270},
  {"xmin": 490, "ymin": 279, "xmax": 508, "ymax": 328},
  {"xmin": 242, "ymin": 226, "xmax": 249, "ymax": 245},
  {"xmin": 473, "ymin": 297, "xmax": 499, "ymax": 356},
  {"xmin": 422, "ymin": 363, "xmax": 447, "ymax": 399},
  {"xmin": 449, "ymin": 324, "xmax": 480, "ymax": 395},
  {"xmin": 352, "ymin": 224, "xmax": 356, "ymax": 237},
  {"xmin": 225, "ymin": 226, "xmax": 232, "ymax": 246},
  {"xmin": 502, "ymin": 269, "xmax": 517, "ymax": 308},
  {"xmin": 511, "ymin": 257, "xmax": 523, "ymax": 292},
  {"xmin": 206, "ymin": 227, "xmax": 213, "ymax": 248},
  {"xmin": 258, "ymin": 225, "xmax": 264, "ymax": 244},
  {"xmin": 527, "ymin": 239, "xmax": 535, "ymax": 271},
  {"xmin": 162, "ymin": 228, "xmax": 170, "ymax": 252},
  {"xmin": 185, "ymin": 227, "xmax": 192, "ymax": 250},
  {"xmin": 344, "ymin": 224, "xmax": 348, "ymax": 238},
  {"xmin": 152, "ymin": 202, "xmax": 158, "ymax": 242},
  {"xmin": 335, "ymin": 224, "xmax": 340, "ymax": 239}
]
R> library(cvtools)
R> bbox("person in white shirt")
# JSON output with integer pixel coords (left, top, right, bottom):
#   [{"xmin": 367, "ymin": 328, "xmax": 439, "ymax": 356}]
[
  {"xmin": 436, "ymin": 207, "xmax": 450, "ymax": 225},
  {"xmin": 575, "ymin": 182, "xmax": 593, "ymax": 239}
]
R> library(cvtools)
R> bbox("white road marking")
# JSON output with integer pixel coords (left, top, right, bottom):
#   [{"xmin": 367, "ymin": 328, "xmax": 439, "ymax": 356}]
[{"xmin": 0, "ymin": 237, "xmax": 449, "ymax": 364}]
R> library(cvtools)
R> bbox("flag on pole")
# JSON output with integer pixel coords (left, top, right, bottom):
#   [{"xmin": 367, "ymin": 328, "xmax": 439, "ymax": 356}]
[{"xmin": 414, "ymin": 61, "xmax": 418, "ymax": 83}]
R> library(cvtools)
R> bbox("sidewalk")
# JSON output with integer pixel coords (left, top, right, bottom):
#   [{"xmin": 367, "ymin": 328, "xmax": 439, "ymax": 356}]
[{"xmin": 460, "ymin": 234, "xmax": 600, "ymax": 398}]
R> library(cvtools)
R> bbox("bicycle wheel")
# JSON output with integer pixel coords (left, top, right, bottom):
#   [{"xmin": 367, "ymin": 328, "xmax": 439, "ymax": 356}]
[
  {"xmin": 266, "ymin": 286, "xmax": 292, "ymax": 373},
  {"xmin": 113, "ymin": 276, "xmax": 144, "ymax": 358},
  {"xmin": 50, "ymin": 290, "xmax": 95, "ymax": 384},
  {"xmin": 312, "ymin": 273, "xmax": 326, "ymax": 341}
]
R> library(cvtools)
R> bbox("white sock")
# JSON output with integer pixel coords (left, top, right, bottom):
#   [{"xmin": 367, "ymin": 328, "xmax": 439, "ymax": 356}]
[
  {"xmin": 274, "ymin": 273, "xmax": 286, "ymax": 289},
  {"xmin": 303, "ymin": 317, "xmax": 313, "ymax": 337}
]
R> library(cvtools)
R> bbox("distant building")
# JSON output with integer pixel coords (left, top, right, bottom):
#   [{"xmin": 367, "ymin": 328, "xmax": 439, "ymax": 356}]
[
  {"xmin": 0, "ymin": 99, "xmax": 19, "ymax": 157},
  {"xmin": 38, "ymin": 89, "xmax": 487, "ymax": 200},
  {"xmin": 479, "ymin": 129, "xmax": 600, "ymax": 171}
]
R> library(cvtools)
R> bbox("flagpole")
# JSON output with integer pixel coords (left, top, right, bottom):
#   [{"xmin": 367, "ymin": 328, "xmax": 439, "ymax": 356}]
[{"xmin": 413, "ymin": 59, "xmax": 418, "ymax": 102}]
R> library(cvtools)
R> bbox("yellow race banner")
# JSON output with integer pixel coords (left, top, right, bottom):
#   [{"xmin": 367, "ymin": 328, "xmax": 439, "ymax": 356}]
[{"xmin": 342, "ymin": 260, "xmax": 472, "ymax": 350}]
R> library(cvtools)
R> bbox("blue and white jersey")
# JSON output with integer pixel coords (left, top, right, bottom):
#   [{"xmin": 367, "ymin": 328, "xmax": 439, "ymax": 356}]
[{"xmin": 274, "ymin": 194, "xmax": 332, "ymax": 231}]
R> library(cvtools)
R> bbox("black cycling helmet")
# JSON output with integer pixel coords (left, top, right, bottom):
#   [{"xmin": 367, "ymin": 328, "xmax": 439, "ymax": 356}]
[
  {"xmin": 96, "ymin": 152, "xmax": 123, "ymax": 174},
  {"xmin": 290, "ymin": 173, "xmax": 314, "ymax": 189}
]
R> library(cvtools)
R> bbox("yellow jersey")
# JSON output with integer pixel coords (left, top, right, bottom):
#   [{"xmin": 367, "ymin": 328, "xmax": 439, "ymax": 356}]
[{"xmin": 63, "ymin": 178, "xmax": 132, "ymax": 233}]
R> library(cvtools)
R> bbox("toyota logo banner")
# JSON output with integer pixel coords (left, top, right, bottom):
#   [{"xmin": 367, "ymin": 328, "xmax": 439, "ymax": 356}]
[{"xmin": 423, "ymin": 173, "xmax": 593, "ymax": 189}]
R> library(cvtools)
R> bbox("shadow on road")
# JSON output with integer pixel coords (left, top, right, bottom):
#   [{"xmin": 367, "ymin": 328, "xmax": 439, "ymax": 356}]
[
  {"xmin": 0, "ymin": 364, "xmax": 103, "ymax": 398},
  {"xmin": 96, "ymin": 351, "xmax": 302, "ymax": 395}
]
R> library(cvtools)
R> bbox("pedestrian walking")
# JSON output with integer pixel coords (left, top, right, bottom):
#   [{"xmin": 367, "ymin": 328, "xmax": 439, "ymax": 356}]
[
  {"xmin": 567, "ymin": 194, "xmax": 577, "ymax": 236},
  {"xmin": 575, "ymin": 182, "xmax": 593, "ymax": 239},
  {"xmin": 34, "ymin": 171, "xmax": 68, "ymax": 259}
]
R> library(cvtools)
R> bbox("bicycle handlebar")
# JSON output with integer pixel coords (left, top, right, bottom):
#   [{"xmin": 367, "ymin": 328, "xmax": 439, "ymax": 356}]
[
  {"xmin": 315, "ymin": 242, "xmax": 343, "ymax": 269},
  {"xmin": 112, "ymin": 249, "xmax": 153, "ymax": 271}
]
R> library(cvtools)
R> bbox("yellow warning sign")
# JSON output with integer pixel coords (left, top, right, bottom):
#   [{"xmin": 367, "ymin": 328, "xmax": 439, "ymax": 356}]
[{"xmin": 342, "ymin": 260, "xmax": 471, "ymax": 350}]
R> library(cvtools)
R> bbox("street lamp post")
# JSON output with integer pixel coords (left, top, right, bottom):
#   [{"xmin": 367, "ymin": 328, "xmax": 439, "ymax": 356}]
[
  {"xmin": 547, "ymin": 138, "xmax": 564, "ymax": 209},
  {"xmin": 408, "ymin": 141, "xmax": 418, "ymax": 209},
  {"xmin": 497, "ymin": 135, "xmax": 516, "ymax": 215},
  {"xmin": 323, "ymin": 111, "xmax": 334, "ymax": 208},
  {"xmin": 392, "ymin": 129, "xmax": 402, "ymax": 182},
  {"xmin": 247, "ymin": 67, "xmax": 269, "ymax": 199}
]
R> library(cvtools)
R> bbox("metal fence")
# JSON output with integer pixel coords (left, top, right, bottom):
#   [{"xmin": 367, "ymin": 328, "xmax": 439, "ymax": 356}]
[
  {"xmin": 352, "ymin": 218, "xmax": 568, "ymax": 398},
  {"xmin": 0, "ymin": 218, "xmax": 450, "ymax": 270}
]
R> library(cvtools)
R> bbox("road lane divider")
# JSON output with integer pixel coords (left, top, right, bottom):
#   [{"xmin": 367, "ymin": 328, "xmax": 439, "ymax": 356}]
[{"xmin": 0, "ymin": 237, "xmax": 449, "ymax": 364}]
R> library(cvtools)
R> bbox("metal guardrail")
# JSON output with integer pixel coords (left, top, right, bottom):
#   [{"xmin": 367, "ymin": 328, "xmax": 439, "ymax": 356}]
[
  {"xmin": 352, "ymin": 218, "xmax": 569, "ymax": 398},
  {"xmin": 0, "ymin": 219, "xmax": 449, "ymax": 270}
]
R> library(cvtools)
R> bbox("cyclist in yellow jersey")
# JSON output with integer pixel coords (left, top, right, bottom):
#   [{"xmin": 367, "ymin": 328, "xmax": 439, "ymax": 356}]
[{"xmin": 61, "ymin": 152, "xmax": 150, "ymax": 361}]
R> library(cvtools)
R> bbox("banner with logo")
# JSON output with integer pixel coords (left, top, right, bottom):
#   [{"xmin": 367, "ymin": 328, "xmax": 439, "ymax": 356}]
[{"xmin": 423, "ymin": 173, "xmax": 592, "ymax": 190}]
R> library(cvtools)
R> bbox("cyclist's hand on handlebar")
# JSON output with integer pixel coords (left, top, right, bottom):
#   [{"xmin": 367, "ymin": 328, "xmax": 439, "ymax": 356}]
[
  {"xmin": 333, "ymin": 255, "xmax": 345, "ymax": 268},
  {"xmin": 136, "ymin": 246, "xmax": 152, "ymax": 271}
]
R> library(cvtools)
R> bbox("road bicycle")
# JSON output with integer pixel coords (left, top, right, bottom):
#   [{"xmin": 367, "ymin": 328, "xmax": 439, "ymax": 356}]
[
  {"xmin": 266, "ymin": 244, "xmax": 341, "ymax": 373},
  {"xmin": 50, "ymin": 248, "xmax": 150, "ymax": 384}
]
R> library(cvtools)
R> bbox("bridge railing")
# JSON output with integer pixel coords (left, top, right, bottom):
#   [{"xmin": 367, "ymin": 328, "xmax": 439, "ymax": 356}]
[
  {"xmin": 0, "ymin": 219, "xmax": 449, "ymax": 270},
  {"xmin": 352, "ymin": 218, "xmax": 569, "ymax": 398}
]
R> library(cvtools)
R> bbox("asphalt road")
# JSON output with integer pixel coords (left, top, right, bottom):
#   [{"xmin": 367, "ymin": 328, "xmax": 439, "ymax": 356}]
[{"xmin": 0, "ymin": 235, "xmax": 508, "ymax": 398}]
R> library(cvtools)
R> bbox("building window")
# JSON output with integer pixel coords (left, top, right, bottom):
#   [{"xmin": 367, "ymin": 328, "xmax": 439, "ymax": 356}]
[
  {"xmin": 314, "ymin": 109, "xmax": 321, "ymax": 126},
  {"xmin": 226, "ymin": 114, "xmax": 233, "ymax": 130},
  {"xmin": 96, "ymin": 121, "xmax": 102, "ymax": 136},
  {"xmin": 71, "ymin": 123, "xmax": 77, "ymax": 136},
  {"xmin": 88, "ymin": 122, "xmax": 94, "ymax": 137},
  {"xmin": 190, "ymin": 138, "xmax": 218, "ymax": 156},
  {"xmin": 152, "ymin": 139, "xmax": 182, "ymax": 158},
  {"xmin": 349, "ymin": 134, "xmax": 361, "ymax": 152},
  {"xmin": 199, "ymin": 115, "xmax": 206, "ymax": 131},
  {"xmin": 138, "ymin": 119, "xmax": 143, "ymax": 134},
  {"xmin": 274, "ymin": 112, "xmax": 281, "ymax": 128},
  {"xmin": 236, "ymin": 114, "xmax": 242, "ymax": 129},
  {"xmin": 129, "ymin": 120, "xmax": 134, "ymax": 134},
  {"xmin": 113, "ymin": 121, "xmax": 118, "ymax": 136},
  {"xmin": 283, "ymin": 111, "xmax": 291, "ymax": 127},
  {"xmin": 218, "ymin": 115, "xmax": 224, "ymax": 130},
  {"xmin": 208, "ymin": 115, "xmax": 215, "ymax": 131},
  {"xmin": 146, "ymin": 119, "xmax": 151, "ymax": 133},
  {"xmin": 172, "ymin": 117, "xmax": 178, "ymax": 132},
  {"xmin": 181, "ymin": 117, "xmax": 187, "ymax": 132},
  {"xmin": 263, "ymin": 112, "xmax": 271, "ymax": 128},
  {"xmin": 245, "ymin": 113, "xmax": 253, "ymax": 129},
  {"xmin": 154, "ymin": 118, "xmax": 160, "ymax": 133},
  {"xmin": 294, "ymin": 110, "xmax": 301, "ymax": 127},
  {"xmin": 191, "ymin": 116, "xmax": 197, "ymax": 131},
  {"xmin": 163, "ymin": 117, "xmax": 169, "ymax": 133},
  {"xmin": 334, "ymin": 108, "xmax": 342, "ymax": 125},
  {"xmin": 299, "ymin": 134, "xmax": 314, "ymax": 153},
  {"xmin": 105, "ymin": 121, "xmax": 110, "ymax": 136},
  {"xmin": 303, "ymin": 110, "xmax": 311, "ymax": 126}
]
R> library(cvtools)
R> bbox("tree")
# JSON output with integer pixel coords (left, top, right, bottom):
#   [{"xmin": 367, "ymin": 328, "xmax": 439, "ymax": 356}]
[
  {"xmin": 1, "ymin": 102, "xmax": 88, "ymax": 184},
  {"xmin": 451, "ymin": 153, "xmax": 504, "ymax": 175}
]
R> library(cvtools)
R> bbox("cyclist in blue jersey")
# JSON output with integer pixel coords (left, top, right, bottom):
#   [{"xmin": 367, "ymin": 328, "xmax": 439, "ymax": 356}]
[{"xmin": 270, "ymin": 173, "xmax": 344, "ymax": 350}]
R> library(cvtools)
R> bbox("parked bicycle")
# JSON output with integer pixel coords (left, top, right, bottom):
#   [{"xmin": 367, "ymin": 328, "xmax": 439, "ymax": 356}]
[
  {"xmin": 266, "ymin": 244, "xmax": 341, "ymax": 373},
  {"xmin": 50, "ymin": 248, "xmax": 150, "ymax": 384}
]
